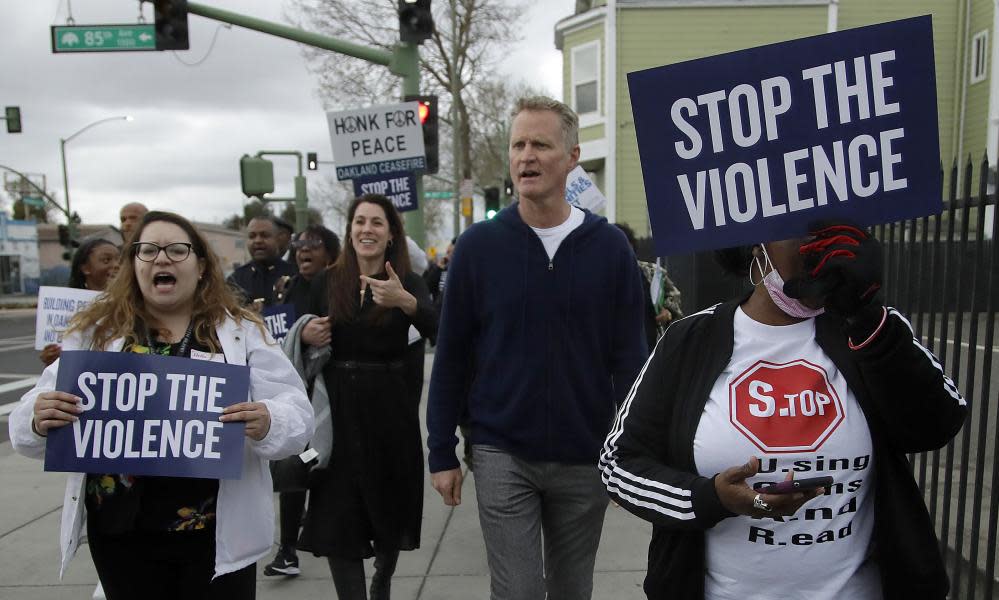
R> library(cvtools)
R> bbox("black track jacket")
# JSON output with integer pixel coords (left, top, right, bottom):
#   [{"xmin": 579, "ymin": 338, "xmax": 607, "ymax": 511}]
[{"xmin": 600, "ymin": 298, "xmax": 967, "ymax": 599}]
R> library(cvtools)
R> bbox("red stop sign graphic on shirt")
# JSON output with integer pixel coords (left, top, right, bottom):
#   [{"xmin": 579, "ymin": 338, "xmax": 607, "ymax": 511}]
[{"xmin": 729, "ymin": 359, "xmax": 844, "ymax": 453}]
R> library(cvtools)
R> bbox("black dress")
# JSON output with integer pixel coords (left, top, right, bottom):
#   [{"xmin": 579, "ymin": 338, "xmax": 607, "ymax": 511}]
[{"xmin": 297, "ymin": 268, "xmax": 437, "ymax": 559}]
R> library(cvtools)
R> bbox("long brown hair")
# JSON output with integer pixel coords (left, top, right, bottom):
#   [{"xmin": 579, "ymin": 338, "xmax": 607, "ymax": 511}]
[
  {"xmin": 69, "ymin": 211, "xmax": 264, "ymax": 351},
  {"xmin": 327, "ymin": 194, "xmax": 410, "ymax": 325}
]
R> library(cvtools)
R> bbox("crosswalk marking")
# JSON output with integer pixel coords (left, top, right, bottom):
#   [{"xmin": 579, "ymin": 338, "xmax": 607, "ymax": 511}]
[
  {"xmin": 0, "ymin": 343, "xmax": 38, "ymax": 354},
  {"xmin": 0, "ymin": 377, "xmax": 39, "ymax": 408}
]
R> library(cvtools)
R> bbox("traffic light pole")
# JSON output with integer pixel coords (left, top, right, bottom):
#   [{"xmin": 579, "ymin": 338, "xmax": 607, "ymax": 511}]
[
  {"xmin": 0, "ymin": 164, "xmax": 66, "ymax": 217},
  {"xmin": 255, "ymin": 151, "xmax": 309, "ymax": 232},
  {"xmin": 185, "ymin": 2, "xmax": 427, "ymax": 245}
]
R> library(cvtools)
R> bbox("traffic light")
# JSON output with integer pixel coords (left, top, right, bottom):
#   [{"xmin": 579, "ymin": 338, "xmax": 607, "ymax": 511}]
[
  {"xmin": 504, "ymin": 178, "xmax": 514, "ymax": 198},
  {"xmin": 307, "ymin": 152, "xmax": 318, "ymax": 171},
  {"xmin": 398, "ymin": 0, "xmax": 433, "ymax": 45},
  {"xmin": 58, "ymin": 224, "xmax": 70, "ymax": 247},
  {"xmin": 240, "ymin": 155, "xmax": 275, "ymax": 197},
  {"xmin": 154, "ymin": 0, "xmax": 189, "ymax": 51},
  {"xmin": 484, "ymin": 187, "xmax": 500, "ymax": 219},
  {"xmin": 405, "ymin": 94, "xmax": 438, "ymax": 174},
  {"xmin": 5, "ymin": 106, "xmax": 21, "ymax": 133}
]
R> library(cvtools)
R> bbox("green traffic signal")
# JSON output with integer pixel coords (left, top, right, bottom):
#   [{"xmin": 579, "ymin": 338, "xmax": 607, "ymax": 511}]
[
  {"xmin": 484, "ymin": 186, "xmax": 500, "ymax": 218},
  {"xmin": 5, "ymin": 106, "xmax": 21, "ymax": 133},
  {"xmin": 239, "ymin": 155, "xmax": 275, "ymax": 197}
]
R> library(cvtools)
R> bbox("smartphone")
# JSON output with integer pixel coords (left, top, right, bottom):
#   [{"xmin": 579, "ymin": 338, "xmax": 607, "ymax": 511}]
[{"xmin": 758, "ymin": 476, "xmax": 833, "ymax": 495}]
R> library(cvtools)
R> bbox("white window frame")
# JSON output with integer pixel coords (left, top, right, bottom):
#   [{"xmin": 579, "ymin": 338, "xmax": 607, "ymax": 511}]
[
  {"xmin": 571, "ymin": 40, "xmax": 601, "ymax": 119},
  {"xmin": 971, "ymin": 29, "xmax": 989, "ymax": 85}
]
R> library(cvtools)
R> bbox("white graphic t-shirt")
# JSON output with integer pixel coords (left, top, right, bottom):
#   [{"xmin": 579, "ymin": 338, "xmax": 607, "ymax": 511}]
[
  {"xmin": 530, "ymin": 206, "xmax": 584, "ymax": 260},
  {"xmin": 693, "ymin": 307, "xmax": 880, "ymax": 600}
]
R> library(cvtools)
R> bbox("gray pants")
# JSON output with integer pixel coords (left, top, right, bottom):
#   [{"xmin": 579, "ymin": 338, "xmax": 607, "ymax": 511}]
[{"xmin": 472, "ymin": 445, "xmax": 609, "ymax": 600}]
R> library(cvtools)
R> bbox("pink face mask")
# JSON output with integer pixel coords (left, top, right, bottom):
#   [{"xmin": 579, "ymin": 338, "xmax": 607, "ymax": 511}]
[{"xmin": 752, "ymin": 245, "xmax": 825, "ymax": 319}]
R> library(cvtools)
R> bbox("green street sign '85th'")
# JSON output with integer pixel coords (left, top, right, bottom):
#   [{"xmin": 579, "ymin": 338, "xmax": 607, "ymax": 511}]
[{"xmin": 51, "ymin": 24, "xmax": 157, "ymax": 53}]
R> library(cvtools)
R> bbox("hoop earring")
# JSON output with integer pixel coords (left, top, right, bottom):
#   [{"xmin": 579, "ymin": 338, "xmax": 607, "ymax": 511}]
[
  {"xmin": 748, "ymin": 253, "xmax": 766, "ymax": 287},
  {"xmin": 387, "ymin": 239, "xmax": 394, "ymax": 248}
]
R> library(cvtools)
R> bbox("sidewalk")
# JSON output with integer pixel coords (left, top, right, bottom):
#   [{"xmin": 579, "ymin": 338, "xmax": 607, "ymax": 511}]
[
  {"xmin": 0, "ymin": 293, "xmax": 37, "ymax": 309},
  {"xmin": 0, "ymin": 357, "xmax": 652, "ymax": 599}
]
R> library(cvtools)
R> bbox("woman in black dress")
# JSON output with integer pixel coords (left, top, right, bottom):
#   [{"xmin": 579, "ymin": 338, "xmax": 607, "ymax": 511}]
[{"xmin": 298, "ymin": 194, "xmax": 437, "ymax": 600}]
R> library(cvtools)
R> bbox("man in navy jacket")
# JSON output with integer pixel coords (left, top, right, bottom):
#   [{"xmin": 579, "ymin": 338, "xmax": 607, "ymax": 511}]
[{"xmin": 427, "ymin": 96, "xmax": 648, "ymax": 599}]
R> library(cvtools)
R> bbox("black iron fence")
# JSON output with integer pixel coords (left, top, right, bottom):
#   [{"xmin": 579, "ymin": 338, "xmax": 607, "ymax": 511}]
[
  {"xmin": 882, "ymin": 157, "xmax": 998, "ymax": 599},
  {"xmin": 643, "ymin": 156, "xmax": 999, "ymax": 598}
]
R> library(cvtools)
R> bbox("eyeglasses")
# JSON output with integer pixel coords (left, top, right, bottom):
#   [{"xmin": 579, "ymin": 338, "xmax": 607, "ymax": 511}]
[
  {"xmin": 291, "ymin": 239, "xmax": 323, "ymax": 250},
  {"xmin": 132, "ymin": 242, "xmax": 194, "ymax": 263}
]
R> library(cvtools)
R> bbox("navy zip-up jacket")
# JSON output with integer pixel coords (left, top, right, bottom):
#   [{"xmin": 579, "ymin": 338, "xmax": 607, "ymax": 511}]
[{"xmin": 427, "ymin": 202, "xmax": 648, "ymax": 473}]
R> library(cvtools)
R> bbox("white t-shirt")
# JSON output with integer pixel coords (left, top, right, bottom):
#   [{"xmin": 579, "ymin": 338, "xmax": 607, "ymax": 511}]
[
  {"xmin": 693, "ymin": 307, "xmax": 880, "ymax": 600},
  {"xmin": 529, "ymin": 206, "xmax": 585, "ymax": 260}
]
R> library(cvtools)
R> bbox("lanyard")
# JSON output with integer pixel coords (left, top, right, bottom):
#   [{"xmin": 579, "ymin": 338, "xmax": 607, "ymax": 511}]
[{"xmin": 146, "ymin": 320, "xmax": 195, "ymax": 357}]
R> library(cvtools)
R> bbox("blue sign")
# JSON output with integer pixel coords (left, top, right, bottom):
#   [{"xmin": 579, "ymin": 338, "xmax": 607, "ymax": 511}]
[
  {"xmin": 262, "ymin": 303, "xmax": 296, "ymax": 341},
  {"xmin": 45, "ymin": 351, "xmax": 250, "ymax": 479},
  {"xmin": 353, "ymin": 171, "xmax": 419, "ymax": 213},
  {"xmin": 628, "ymin": 16, "xmax": 941, "ymax": 255},
  {"xmin": 336, "ymin": 157, "xmax": 426, "ymax": 181}
]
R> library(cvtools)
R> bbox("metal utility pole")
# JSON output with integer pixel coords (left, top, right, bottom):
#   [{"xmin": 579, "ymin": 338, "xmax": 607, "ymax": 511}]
[{"xmin": 184, "ymin": 2, "xmax": 427, "ymax": 245}]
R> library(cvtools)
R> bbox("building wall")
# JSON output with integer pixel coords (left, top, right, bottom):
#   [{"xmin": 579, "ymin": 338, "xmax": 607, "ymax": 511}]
[
  {"xmin": 837, "ymin": 0, "xmax": 964, "ymax": 186},
  {"xmin": 563, "ymin": 22, "xmax": 607, "ymax": 149},
  {"xmin": 615, "ymin": 4, "xmax": 828, "ymax": 233},
  {"xmin": 0, "ymin": 214, "xmax": 41, "ymax": 294},
  {"xmin": 961, "ymin": 0, "xmax": 995, "ymax": 169}
]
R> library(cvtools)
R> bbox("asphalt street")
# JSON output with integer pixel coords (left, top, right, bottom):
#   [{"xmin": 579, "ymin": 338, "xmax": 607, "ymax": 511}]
[{"xmin": 0, "ymin": 310, "xmax": 45, "ymax": 445}]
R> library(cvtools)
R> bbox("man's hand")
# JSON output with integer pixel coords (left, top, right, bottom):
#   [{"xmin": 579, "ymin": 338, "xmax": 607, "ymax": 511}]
[{"xmin": 431, "ymin": 468, "xmax": 464, "ymax": 506}]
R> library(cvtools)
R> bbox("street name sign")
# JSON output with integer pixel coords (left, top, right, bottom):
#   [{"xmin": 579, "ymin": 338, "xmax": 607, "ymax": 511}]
[
  {"xmin": 327, "ymin": 102, "xmax": 427, "ymax": 181},
  {"xmin": 51, "ymin": 24, "xmax": 156, "ymax": 53},
  {"xmin": 424, "ymin": 191, "xmax": 454, "ymax": 199}
]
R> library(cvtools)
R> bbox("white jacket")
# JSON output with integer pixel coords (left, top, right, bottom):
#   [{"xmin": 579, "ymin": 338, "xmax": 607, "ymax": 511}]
[{"xmin": 8, "ymin": 316, "xmax": 315, "ymax": 579}]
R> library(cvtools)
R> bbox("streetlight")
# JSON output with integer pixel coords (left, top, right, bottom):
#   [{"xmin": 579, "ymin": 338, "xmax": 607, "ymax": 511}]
[{"xmin": 59, "ymin": 115, "xmax": 133, "ymax": 224}]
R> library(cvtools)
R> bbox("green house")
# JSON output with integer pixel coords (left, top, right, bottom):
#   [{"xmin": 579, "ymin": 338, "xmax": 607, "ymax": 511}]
[{"xmin": 556, "ymin": 0, "xmax": 999, "ymax": 236}]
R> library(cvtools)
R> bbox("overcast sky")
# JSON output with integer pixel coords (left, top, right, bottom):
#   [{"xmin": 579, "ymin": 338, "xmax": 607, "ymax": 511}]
[{"xmin": 0, "ymin": 0, "xmax": 573, "ymax": 239}]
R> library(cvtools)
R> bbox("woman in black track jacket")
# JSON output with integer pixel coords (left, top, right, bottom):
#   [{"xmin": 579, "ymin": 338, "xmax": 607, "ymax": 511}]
[{"xmin": 600, "ymin": 224, "xmax": 966, "ymax": 600}]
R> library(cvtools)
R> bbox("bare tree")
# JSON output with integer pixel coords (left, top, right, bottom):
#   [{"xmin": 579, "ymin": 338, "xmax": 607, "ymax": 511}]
[{"xmin": 287, "ymin": 0, "xmax": 528, "ymax": 235}]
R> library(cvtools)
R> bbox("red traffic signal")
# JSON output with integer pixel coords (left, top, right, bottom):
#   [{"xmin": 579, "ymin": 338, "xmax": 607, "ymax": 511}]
[{"xmin": 405, "ymin": 94, "xmax": 438, "ymax": 174}]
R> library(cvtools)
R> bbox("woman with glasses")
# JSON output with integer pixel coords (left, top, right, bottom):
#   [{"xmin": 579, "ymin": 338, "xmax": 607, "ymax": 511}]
[
  {"xmin": 264, "ymin": 223, "xmax": 340, "ymax": 578},
  {"xmin": 274, "ymin": 224, "xmax": 341, "ymax": 317},
  {"xmin": 10, "ymin": 211, "xmax": 314, "ymax": 600},
  {"xmin": 295, "ymin": 195, "xmax": 437, "ymax": 600},
  {"xmin": 40, "ymin": 238, "xmax": 121, "ymax": 366}
]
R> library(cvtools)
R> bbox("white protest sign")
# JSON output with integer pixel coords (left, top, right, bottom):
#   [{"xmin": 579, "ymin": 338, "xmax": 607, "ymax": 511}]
[
  {"xmin": 565, "ymin": 166, "xmax": 607, "ymax": 213},
  {"xmin": 328, "ymin": 101, "xmax": 427, "ymax": 181},
  {"xmin": 35, "ymin": 286, "xmax": 100, "ymax": 350}
]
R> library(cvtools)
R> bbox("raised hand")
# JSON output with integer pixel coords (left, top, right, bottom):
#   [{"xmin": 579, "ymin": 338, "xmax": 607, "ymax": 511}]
[
  {"xmin": 784, "ymin": 222, "xmax": 883, "ymax": 318},
  {"xmin": 360, "ymin": 262, "xmax": 417, "ymax": 314}
]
